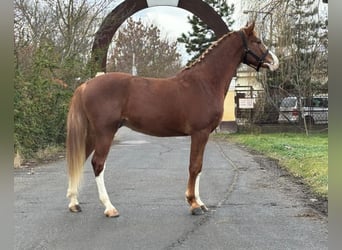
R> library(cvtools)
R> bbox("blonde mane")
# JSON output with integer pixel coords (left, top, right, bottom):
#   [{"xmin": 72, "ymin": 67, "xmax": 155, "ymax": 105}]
[{"xmin": 183, "ymin": 31, "xmax": 234, "ymax": 71}]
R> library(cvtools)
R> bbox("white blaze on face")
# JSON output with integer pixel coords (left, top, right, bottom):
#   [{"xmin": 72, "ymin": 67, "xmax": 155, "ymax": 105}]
[{"xmin": 266, "ymin": 50, "xmax": 279, "ymax": 71}]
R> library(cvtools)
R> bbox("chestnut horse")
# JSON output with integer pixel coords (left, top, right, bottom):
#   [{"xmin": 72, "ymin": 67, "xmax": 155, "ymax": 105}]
[{"xmin": 66, "ymin": 22, "xmax": 279, "ymax": 217}]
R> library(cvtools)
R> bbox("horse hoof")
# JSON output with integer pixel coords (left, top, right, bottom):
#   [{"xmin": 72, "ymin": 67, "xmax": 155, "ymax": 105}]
[
  {"xmin": 69, "ymin": 204, "xmax": 82, "ymax": 213},
  {"xmin": 191, "ymin": 207, "xmax": 204, "ymax": 216},
  {"xmin": 201, "ymin": 205, "xmax": 209, "ymax": 213},
  {"xmin": 105, "ymin": 209, "xmax": 120, "ymax": 218}
]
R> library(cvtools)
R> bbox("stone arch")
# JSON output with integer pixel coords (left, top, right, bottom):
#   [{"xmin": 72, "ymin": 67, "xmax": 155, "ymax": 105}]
[{"xmin": 90, "ymin": 0, "xmax": 230, "ymax": 75}]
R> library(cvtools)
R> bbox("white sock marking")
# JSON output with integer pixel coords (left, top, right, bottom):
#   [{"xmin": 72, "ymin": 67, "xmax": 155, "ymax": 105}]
[
  {"xmin": 95, "ymin": 164, "xmax": 115, "ymax": 212},
  {"xmin": 195, "ymin": 173, "xmax": 205, "ymax": 207},
  {"xmin": 67, "ymin": 181, "xmax": 79, "ymax": 208}
]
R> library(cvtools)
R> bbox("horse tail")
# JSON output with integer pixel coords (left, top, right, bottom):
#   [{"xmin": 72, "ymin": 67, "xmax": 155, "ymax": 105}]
[{"xmin": 66, "ymin": 84, "xmax": 87, "ymax": 196}]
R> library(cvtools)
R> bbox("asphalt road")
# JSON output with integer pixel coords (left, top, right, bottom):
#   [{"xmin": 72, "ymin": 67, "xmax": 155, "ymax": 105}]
[{"xmin": 14, "ymin": 127, "xmax": 327, "ymax": 250}]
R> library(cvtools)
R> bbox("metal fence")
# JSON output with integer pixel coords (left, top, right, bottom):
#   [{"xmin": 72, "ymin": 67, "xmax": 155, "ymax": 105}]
[{"xmin": 234, "ymin": 86, "xmax": 328, "ymax": 130}]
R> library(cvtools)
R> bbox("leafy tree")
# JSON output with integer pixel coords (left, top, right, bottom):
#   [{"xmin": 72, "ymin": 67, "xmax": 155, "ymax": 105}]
[
  {"xmin": 107, "ymin": 18, "xmax": 183, "ymax": 77},
  {"xmin": 14, "ymin": 44, "xmax": 72, "ymax": 157},
  {"xmin": 177, "ymin": 0, "xmax": 235, "ymax": 64}
]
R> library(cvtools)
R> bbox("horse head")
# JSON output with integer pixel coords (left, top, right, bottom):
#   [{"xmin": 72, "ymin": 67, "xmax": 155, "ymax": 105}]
[{"xmin": 239, "ymin": 22, "xmax": 279, "ymax": 72}]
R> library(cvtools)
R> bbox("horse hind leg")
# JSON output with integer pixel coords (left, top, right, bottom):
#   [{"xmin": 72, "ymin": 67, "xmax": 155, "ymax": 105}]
[
  {"xmin": 92, "ymin": 129, "xmax": 119, "ymax": 217},
  {"xmin": 67, "ymin": 186, "xmax": 82, "ymax": 212},
  {"xmin": 67, "ymin": 131, "xmax": 95, "ymax": 213},
  {"xmin": 95, "ymin": 163, "xmax": 119, "ymax": 217}
]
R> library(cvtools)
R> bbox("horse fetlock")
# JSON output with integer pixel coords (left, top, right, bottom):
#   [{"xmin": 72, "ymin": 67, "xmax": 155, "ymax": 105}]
[
  {"xmin": 99, "ymin": 194, "xmax": 110, "ymax": 204},
  {"xmin": 67, "ymin": 191, "xmax": 81, "ymax": 213},
  {"xmin": 185, "ymin": 192, "xmax": 194, "ymax": 205},
  {"xmin": 66, "ymin": 188, "xmax": 77, "ymax": 199},
  {"xmin": 186, "ymin": 194, "xmax": 206, "ymax": 215}
]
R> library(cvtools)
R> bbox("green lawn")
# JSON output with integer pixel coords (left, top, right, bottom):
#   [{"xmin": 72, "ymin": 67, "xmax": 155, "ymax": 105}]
[{"xmin": 217, "ymin": 132, "xmax": 328, "ymax": 198}]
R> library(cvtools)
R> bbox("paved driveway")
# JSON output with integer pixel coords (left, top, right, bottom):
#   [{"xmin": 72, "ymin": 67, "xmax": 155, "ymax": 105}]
[{"xmin": 15, "ymin": 128, "xmax": 327, "ymax": 249}]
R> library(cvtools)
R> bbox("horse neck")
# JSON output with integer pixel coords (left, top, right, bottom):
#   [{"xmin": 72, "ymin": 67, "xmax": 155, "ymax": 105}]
[{"xmin": 179, "ymin": 32, "xmax": 243, "ymax": 96}]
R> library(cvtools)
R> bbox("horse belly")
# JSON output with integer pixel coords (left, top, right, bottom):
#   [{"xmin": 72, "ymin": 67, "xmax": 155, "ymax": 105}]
[
  {"xmin": 122, "ymin": 100, "xmax": 189, "ymax": 137},
  {"xmin": 122, "ymin": 113, "xmax": 189, "ymax": 137}
]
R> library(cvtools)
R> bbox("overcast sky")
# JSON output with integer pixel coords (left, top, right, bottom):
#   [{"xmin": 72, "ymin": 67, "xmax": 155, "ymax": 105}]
[
  {"xmin": 129, "ymin": 1, "xmax": 243, "ymax": 39},
  {"xmin": 112, "ymin": 0, "xmax": 327, "ymax": 40},
  {"xmin": 124, "ymin": 1, "xmax": 243, "ymax": 64}
]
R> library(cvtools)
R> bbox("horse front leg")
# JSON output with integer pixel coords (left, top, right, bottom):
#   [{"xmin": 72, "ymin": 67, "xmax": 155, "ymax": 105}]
[{"xmin": 185, "ymin": 130, "xmax": 210, "ymax": 215}]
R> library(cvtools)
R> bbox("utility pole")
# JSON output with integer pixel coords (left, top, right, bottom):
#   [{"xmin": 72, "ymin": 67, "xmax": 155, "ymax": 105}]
[{"xmin": 132, "ymin": 53, "xmax": 137, "ymax": 76}]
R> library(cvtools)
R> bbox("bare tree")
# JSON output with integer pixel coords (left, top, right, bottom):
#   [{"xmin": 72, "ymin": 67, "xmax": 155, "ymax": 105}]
[
  {"xmin": 243, "ymin": 0, "xmax": 328, "ymax": 94},
  {"xmin": 14, "ymin": 0, "xmax": 117, "ymax": 83},
  {"xmin": 241, "ymin": 0, "xmax": 328, "ymax": 133},
  {"xmin": 107, "ymin": 18, "xmax": 183, "ymax": 78},
  {"xmin": 14, "ymin": 0, "xmax": 119, "ymax": 158}
]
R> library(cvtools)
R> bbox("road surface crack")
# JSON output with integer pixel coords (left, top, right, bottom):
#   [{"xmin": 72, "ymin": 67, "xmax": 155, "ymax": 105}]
[
  {"xmin": 163, "ymin": 139, "xmax": 240, "ymax": 249},
  {"xmin": 163, "ymin": 212, "xmax": 213, "ymax": 250}
]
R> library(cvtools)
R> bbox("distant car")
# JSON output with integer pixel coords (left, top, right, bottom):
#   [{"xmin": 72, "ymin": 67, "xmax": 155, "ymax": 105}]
[
  {"xmin": 278, "ymin": 97, "xmax": 299, "ymax": 123},
  {"xmin": 278, "ymin": 95, "xmax": 328, "ymax": 125}
]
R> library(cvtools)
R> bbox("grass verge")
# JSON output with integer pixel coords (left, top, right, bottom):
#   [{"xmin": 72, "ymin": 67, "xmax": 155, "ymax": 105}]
[{"xmin": 216, "ymin": 132, "xmax": 328, "ymax": 198}]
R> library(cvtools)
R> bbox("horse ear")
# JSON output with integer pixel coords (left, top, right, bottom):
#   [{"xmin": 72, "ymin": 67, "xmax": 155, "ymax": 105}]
[{"xmin": 245, "ymin": 21, "xmax": 255, "ymax": 35}]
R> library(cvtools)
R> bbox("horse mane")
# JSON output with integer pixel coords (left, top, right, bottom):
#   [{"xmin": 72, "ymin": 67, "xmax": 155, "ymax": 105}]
[{"xmin": 182, "ymin": 31, "xmax": 234, "ymax": 71}]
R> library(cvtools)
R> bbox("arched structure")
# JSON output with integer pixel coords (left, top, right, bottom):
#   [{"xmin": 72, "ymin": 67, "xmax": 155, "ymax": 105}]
[{"xmin": 90, "ymin": 0, "xmax": 230, "ymax": 74}]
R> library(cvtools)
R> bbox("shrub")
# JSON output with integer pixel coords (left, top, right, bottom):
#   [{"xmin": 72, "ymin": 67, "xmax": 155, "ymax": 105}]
[{"xmin": 14, "ymin": 73, "xmax": 72, "ymax": 158}]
